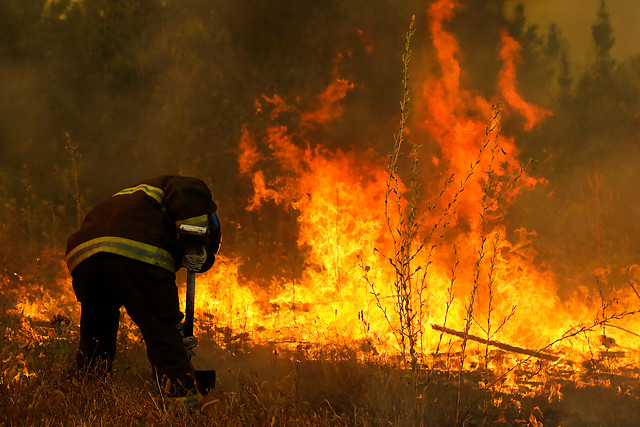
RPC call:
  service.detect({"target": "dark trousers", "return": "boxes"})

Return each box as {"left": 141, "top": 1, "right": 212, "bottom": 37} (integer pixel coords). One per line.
{"left": 71, "top": 253, "right": 195, "bottom": 395}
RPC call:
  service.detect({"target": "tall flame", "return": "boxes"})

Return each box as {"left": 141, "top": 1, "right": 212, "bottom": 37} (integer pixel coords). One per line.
{"left": 210, "top": 0, "right": 640, "bottom": 378}
{"left": 5, "top": 0, "right": 638, "bottom": 391}
{"left": 498, "top": 29, "right": 553, "bottom": 130}
{"left": 301, "top": 79, "right": 355, "bottom": 128}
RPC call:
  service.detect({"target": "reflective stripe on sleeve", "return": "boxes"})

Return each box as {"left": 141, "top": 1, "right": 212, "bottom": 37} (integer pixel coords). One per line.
{"left": 113, "top": 184, "right": 164, "bottom": 205}
{"left": 176, "top": 214, "right": 209, "bottom": 228}
{"left": 66, "top": 236, "right": 174, "bottom": 273}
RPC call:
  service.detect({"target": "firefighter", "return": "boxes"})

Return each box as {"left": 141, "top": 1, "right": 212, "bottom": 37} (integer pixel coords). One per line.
{"left": 66, "top": 176, "right": 221, "bottom": 401}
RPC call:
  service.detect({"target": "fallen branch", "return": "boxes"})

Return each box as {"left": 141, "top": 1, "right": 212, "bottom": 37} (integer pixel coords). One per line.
{"left": 431, "top": 323, "right": 559, "bottom": 362}
{"left": 606, "top": 323, "right": 640, "bottom": 339}
{"left": 628, "top": 280, "right": 640, "bottom": 302}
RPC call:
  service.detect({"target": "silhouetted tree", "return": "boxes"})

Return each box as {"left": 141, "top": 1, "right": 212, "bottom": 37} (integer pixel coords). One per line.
{"left": 592, "top": 0, "right": 616, "bottom": 66}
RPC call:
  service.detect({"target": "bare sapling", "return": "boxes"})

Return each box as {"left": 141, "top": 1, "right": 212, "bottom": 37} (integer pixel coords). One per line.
{"left": 20, "top": 165, "right": 33, "bottom": 245}
{"left": 365, "top": 14, "right": 419, "bottom": 370}
{"left": 364, "top": 17, "right": 503, "bottom": 375}
{"left": 455, "top": 104, "right": 524, "bottom": 423}
{"left": 455, "top": 106, "right": 503, "bottom": 424}
{"left": 64, "top": 132, "right": 83, "bottom": 229}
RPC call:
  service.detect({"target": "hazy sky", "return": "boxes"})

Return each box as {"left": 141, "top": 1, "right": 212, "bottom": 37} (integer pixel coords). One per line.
{"left": 506, "top": 0, "right": 639, "bottom": 66}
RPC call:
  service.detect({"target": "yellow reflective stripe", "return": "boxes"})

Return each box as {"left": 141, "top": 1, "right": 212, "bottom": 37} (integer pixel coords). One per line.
{"left": 66, "top": 236, "right": 174, "bottom": 273}
{"left": 113, "top": 184, "right": 164, "bottom": 205}
{"left": 176, "top": 214, "right": 209, "bottom": 228}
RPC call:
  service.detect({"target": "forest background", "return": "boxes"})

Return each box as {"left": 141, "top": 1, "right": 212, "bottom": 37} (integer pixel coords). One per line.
{"left": 1, "top": 0, "right": 639, "bottom": 294}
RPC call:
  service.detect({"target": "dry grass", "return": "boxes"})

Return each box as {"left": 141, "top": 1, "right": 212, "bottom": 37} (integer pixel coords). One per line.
{"left": 1, "top": 248, "right": 640, "bottom": 426}
{"left": 3, "top": 304, "right": 640, "bottom": 427}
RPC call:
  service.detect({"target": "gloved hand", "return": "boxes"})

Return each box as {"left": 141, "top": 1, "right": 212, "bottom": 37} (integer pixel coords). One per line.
{"left": 175, "top": 322, "right": 199, "bottom": 356}
{"left": 182, "top": 335, "right": 199, "bottom": 357}
{"left": 182, "top": 245, "right": 207, "bottom": 271}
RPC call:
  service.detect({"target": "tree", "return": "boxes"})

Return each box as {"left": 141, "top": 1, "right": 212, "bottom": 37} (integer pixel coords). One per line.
{"left": 592, "top": 0, "right": 616, "bottom": 65}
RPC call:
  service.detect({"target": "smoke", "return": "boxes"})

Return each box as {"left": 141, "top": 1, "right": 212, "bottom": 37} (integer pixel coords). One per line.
{"left": 0, "top": 0, "right": 639, "bottom": 291}
{"left": 505, "top": 0, "right": 640, "bottom": 69}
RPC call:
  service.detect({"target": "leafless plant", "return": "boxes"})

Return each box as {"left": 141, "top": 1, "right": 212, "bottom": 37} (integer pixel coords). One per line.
{"left": 364, "top": 16, "right": 506, "bottom": 379}
{"left": 64, "top": 132, "right": 83, "bottom": 229}
{"left": 20, "top": 165, "right": 33, "bottom": 244}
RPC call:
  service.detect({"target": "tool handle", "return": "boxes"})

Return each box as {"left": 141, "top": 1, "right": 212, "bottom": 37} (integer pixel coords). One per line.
{"left": 184, "top": 269, "right": 196, "bottom": 337}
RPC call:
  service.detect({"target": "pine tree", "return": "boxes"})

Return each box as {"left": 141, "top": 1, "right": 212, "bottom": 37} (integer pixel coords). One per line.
{"left": 592, "top": 0, "right": 616, "bottom": 63}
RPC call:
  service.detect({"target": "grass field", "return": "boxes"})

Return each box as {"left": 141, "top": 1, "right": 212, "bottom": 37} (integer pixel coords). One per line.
{"left": 2, "top": 249, "right": 640, "bottom": 426}
{"left": 3, "top": 308, "right": 640, "bottom": 425}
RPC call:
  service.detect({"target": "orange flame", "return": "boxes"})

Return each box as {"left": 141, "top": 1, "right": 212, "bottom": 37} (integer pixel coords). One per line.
{"left": 222, "top": 0, "right": 640, "bottom": 382}
{"left": 238, "top": 124, "right": 261, "bottom": 176}
{"left": 300, "top": 79, "right": 355, "bottom": 128}
{"left": 246, "top": 170, "right": 283, "bottom": 212}
{"left": 498, "top": 29, "right": 553, "bottom": 130}
{"left": 5, "top": 0, "right": 639, "bottom": 393}
{"left": 421, "top": 0, "right": 543, "bottom": 229}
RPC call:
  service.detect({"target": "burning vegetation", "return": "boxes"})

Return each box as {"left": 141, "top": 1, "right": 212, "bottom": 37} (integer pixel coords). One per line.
{"left": 2, "top": 0, "right": 640, "bottom": 425}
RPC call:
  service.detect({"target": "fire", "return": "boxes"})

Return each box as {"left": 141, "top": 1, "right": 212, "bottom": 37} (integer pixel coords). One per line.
{"left": 3, "top": 0, "right": 638, "bottom": 399}
{"left": 498, "top": 29, "right": 553, "bottom": 130}
{"left": 238, "top": 124, "right": 261, "bottom": 176}
{"left": 234, "top": 117, "right": 395, "bottom": 349}
{"left": 300, "top": 79, "right": 355, "bottom": 128}
{"left": 195, "top": 0, "right": 640, "bottom": 385}
{"left": 420, "top": 0, "right": 544, "bottom": 229}
{"left": 4, "top": 252, "right": 78, "bottom": 324}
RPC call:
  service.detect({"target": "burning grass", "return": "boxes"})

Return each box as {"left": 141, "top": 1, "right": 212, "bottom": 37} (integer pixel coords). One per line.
{"left": 3, "top": 1, "right": 640, "bottom": 425}
{"left": 2, "top": 250, "right": 640, "bottom": 426}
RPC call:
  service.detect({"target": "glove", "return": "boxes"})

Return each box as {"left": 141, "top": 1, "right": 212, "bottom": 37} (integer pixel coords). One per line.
{"left": 183, "top": 335, "right": 199, "bottom": 357}
{"left": 182, "top": 245, "right": 207, "bottom": 271}
{"left": 175, "top": 322, "right": 199, "bottom": 356}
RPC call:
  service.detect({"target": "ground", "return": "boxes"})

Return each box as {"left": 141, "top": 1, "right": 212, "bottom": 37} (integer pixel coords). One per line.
{"left": 1, "top": 250, "right": 640, "bottom": 425}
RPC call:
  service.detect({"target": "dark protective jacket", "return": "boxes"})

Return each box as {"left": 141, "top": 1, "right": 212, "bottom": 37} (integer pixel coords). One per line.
{"left": 66, "top": 176, "right": 221, "bottom": 275}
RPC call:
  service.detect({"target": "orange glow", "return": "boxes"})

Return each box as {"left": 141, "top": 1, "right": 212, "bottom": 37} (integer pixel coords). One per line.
{"left": 421, "top": 0, "right": 542, "bottom": 229}
{"left": 301, "top": 79, "right": 355, "bottom": 128}
{"left": 427, "top": 0, "right": 463, "bottom": 104}
{"left": 238, "top": 124, "right": 261, "bottom": 176}
{"left": 498, "top": 29, "right": 553, "bottom": 130}
{"left": 355, "top": 28, "right": 375, "bottom": 54}
{"left": 262, "top": 93, "right": 294, "bottom": 120}
{"left": 223, "top": 0, "right": 640, "bottom": 386}
{"left": 246, "top": 170, "right": 283, "bottom": 212}
{"left": 5, "top": 0, "right": 639, "bottom": 397}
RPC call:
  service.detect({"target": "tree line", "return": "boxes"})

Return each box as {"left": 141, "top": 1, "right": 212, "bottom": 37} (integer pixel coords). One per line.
{"left": 0, "top": 0, "right": 637, "bottom": 288}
